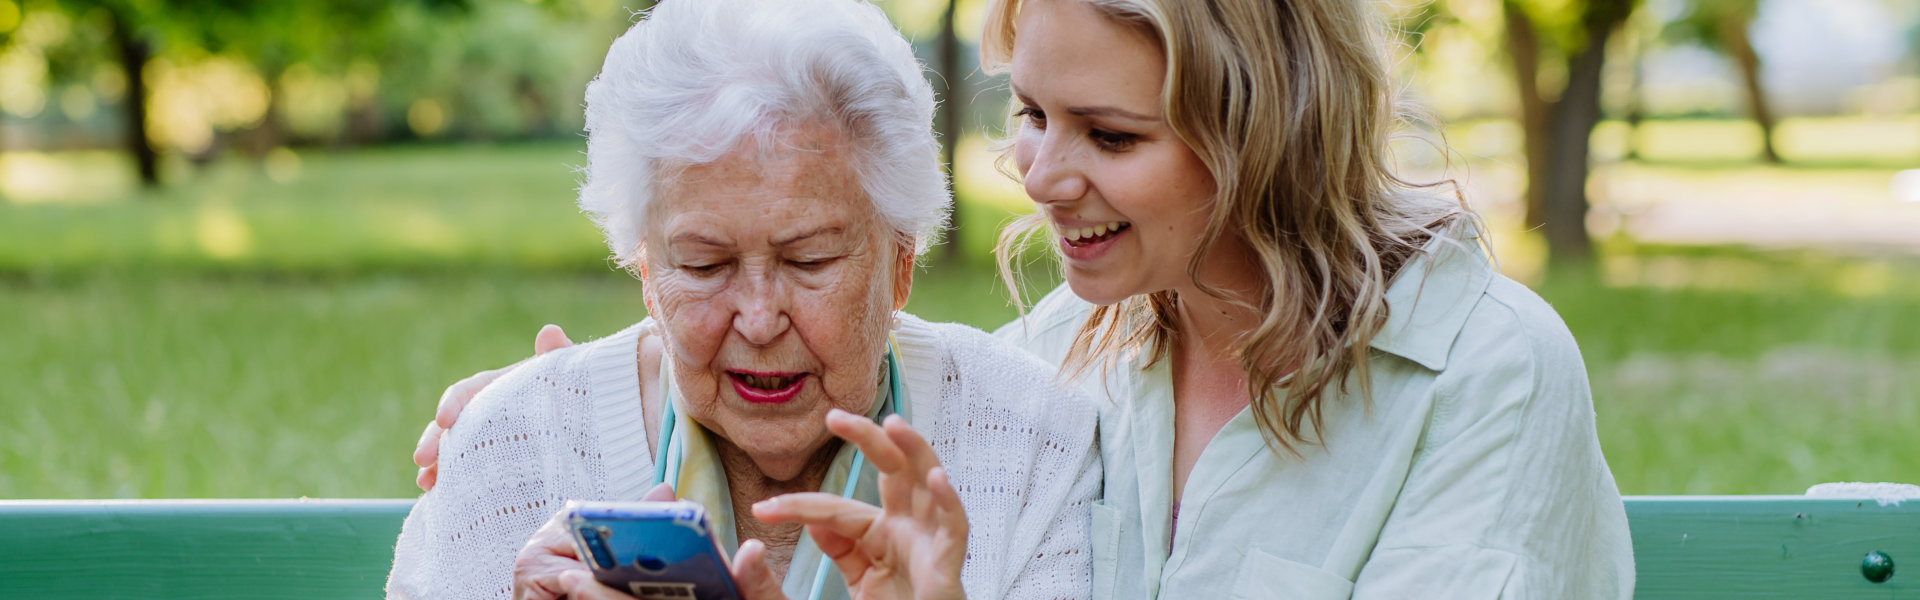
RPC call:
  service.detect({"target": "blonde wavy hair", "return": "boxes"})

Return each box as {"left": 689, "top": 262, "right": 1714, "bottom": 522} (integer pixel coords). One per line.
{"left": 984, "top": 0, "right": 1472, "bottom": 452}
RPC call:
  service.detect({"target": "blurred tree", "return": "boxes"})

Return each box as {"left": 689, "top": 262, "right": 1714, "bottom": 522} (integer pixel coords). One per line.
{"left": 1503, "top": 0, "right": 1639, "bottom": 263}
{"left": 28, "top": 0, "right": 469, "bottom": 187}
{"left": 95, "top": 1, "right": 160, "bottom": 186}
{"left": 1663, "top": 0, "right": 1777, "bottom": 163}
{"left": 936, "top": 0, "right": 964, "bottom": 261}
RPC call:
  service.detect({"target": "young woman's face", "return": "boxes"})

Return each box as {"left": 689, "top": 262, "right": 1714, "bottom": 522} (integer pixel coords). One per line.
{"left": 1009, "top": 0, "right": 1218, "bottom": 306}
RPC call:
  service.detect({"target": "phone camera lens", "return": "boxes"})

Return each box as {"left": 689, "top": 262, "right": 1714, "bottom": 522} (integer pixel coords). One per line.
{"left": 578, "top": 526, "right": 616, "bottom": 570}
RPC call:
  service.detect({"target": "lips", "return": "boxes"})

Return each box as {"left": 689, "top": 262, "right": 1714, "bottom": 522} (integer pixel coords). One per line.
{"left": 727, "top": 370, "right": 807, "bottom": 404}
{"left": 1055, "top": 219, "right": 1131, "bottom": 262}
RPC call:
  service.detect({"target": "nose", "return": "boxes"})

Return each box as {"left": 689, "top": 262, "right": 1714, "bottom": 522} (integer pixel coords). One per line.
{"left": 1020, "top": 128, "right": 1089, "bottom": 207}
{"left": 730, "top": 269, "right": 791, "bottom": 346}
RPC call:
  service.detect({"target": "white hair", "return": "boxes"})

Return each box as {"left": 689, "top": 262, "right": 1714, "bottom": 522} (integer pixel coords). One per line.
{"left": 578, "top": 0, "right": 951, "bottom": 265}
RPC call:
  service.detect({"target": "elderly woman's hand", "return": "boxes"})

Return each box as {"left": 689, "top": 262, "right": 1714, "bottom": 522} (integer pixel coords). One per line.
{"left": 511, "top": 482, "right": 670, "bottom": 600}
{"left": 751, "top": 410, "right": 969, "bottom": 600}
{"left": 415, "top": 324, "right": 574, "bottom": 491}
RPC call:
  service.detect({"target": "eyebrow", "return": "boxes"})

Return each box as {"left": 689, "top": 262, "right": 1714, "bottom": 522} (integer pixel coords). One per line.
{"left": 1011, "top": 85, "right": 1162, "bottom": 124}
{"left": 773, "top": 225, "right": 843, "bottom": 246}
{"left": 670, "top": 232, "right": 729, "bottom": 248}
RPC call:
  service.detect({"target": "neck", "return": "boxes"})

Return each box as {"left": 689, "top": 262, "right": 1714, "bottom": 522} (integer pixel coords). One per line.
{"left": 1171, "top": 237, "right": 1268, "bottom": 364}
{"left": 714, "top": 436, "right": 843, "bottom": 580}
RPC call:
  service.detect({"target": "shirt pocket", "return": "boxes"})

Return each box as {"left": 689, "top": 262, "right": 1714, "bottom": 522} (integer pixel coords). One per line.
{"left": 1089, "top": 500, "right": 1122, "bottom": 599}
{"left": 1231, "top": 547, "right": 1354, "bottom": 600}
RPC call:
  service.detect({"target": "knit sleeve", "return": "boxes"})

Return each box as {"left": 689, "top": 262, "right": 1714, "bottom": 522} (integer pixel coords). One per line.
{"left": 386, "top": 344, "right": 618, "bottom": 600}
{"left": 1002, "top": 433, "right": 1100, "bottom": 600}
{"left": 912, "top": 318, "right": 1099, "bottom": 600}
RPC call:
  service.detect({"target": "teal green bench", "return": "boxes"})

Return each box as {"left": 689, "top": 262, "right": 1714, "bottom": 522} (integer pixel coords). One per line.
{"left": 1, "top": 496, "right": 1913, "bottom": 598}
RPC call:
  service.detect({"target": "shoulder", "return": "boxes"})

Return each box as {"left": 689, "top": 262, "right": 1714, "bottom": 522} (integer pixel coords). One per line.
{"left": 1418, "top": 274, "right": 1593, "bottom": 447}
{"left": 452, "top": 323, "right": 647, "bottom": 442}
{"left": 1444, "top": 274, "right": 1586, "bottom": 387}
{"left": 898, "top": 312, "right": 1095, "bottom": 426}
{"left": 991, "top": 283, "right": 1092, "bottom": 367}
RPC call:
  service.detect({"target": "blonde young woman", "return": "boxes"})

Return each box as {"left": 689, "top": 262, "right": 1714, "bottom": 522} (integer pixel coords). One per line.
{"left": 419, "top": 0, "right": 1635, "bottom": 597}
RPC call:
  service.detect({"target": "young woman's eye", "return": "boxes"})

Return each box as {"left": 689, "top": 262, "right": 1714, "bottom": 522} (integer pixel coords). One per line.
{"left": 1090, "top": 129, "right": 1138, "bottom": 151}
{"left": 1014, "top": 106, "right": 1047, "bottom": 128}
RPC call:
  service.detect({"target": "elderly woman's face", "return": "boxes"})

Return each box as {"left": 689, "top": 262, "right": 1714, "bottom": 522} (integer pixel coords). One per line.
{"left": 640, "top": 123, "right": 913, "bottom": 480}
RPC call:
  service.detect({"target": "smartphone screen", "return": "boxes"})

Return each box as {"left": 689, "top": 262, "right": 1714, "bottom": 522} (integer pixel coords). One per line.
{"left": 566, "top": 501, "right": 745, "bottom": 600}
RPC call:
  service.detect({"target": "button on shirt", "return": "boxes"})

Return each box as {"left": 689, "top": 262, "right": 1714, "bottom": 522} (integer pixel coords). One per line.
{"left": 995, "top": 236, "right": 1635, "bottom": 599}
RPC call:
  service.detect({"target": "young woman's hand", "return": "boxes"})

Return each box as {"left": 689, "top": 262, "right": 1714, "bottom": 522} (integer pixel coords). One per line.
{"left": 751, "top": 410, "right": 969, "bottom": 600}
{"left": 414, "top": 324, "right": 574, "bottom": 491}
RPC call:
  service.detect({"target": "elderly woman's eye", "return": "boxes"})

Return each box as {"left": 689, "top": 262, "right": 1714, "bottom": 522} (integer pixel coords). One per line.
{"left": 683, "top": 263, "right": 724, "bottom": 274}
{"left": 790, "top": 258, "right": 837, "bottom": 271}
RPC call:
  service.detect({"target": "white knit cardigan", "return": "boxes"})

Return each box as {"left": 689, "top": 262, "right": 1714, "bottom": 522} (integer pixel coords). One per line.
{"left": 387, "top": 314, "right": 1100, "bottom": 600}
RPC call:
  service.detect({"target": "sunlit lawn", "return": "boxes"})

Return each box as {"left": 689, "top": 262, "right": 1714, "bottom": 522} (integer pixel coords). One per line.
{"left": 2, "top": 126, "right": 1917, "bottom": 498}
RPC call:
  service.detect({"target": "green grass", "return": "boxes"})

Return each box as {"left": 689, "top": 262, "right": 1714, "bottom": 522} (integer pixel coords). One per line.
{"left": 2, "top": 137, "right": 1917, "bottom": 499}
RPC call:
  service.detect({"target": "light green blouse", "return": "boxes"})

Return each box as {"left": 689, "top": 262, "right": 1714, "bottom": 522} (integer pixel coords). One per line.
{"left": 995, "top": 236, "right": 1635, "bottom": 599}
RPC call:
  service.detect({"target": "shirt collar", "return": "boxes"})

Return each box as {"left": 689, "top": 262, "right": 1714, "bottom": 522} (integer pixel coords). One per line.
{"left": 1366, "top": 229, "right": 1496, "bottom": 371}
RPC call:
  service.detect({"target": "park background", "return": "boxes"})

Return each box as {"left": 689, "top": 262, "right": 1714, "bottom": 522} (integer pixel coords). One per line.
{"left": 0, "top": 0, "right": 1916, "bottom": 499}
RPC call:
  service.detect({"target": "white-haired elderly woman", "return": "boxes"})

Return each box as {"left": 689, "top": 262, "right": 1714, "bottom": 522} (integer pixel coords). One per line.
{"left": 384, "top": 1, "right": 1099, "bottom": 599}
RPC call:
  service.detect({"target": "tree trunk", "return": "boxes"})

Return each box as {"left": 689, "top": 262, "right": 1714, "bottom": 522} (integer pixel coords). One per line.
{"left": 108, "top": 9, "right": 159, "bottom": 187}
{"left": 1623, "top": 18, "right": 1646, "bottom": 162}
{"left": 1502, "top": 0, "right": 1550, "bottom": 231}
{"left": 936, "top": 0, "right": 964, "bottom": 262}
{"left": 1720, "top": 7, "right": 1779, "bottom": 164}
{"left": 1541, "top": 4, "right": 1631, "bottom": 264}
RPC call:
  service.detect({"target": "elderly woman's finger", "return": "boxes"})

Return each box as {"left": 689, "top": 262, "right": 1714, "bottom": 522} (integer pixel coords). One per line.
{"left": 751, "top": 493, "right": 880, "bottom": 538}
{"left": 824, "top": 409, "right": 909, "bottom": 474}
{"left": 927, "top": 467, "right": 969, "bottom": 538}
{"left": 882, "top": 414, "right": 942, "bottom": 478}
{"left": 730, "top": 539, "right": 792, "bottom": 600}
{"left": 413, "top": 422, "right": 444, "bottom": 468}
{"left": 512, "top": 509, "right": 587, "bottom": 600}
{"left": 558, "top": 569, "right": 632, "bottom": 600}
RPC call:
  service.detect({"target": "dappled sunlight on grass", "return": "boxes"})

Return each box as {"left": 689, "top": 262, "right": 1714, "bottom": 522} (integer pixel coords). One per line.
{"left": 0, "top": 151, "right": 132, "bottom": 204}
{"left": 194, "top": 201, "right": 254, "bottom": 260}
{"left": 3, "top": 139, "right": 1917, "bottom": 497}
{"left": 1596, "top": 346, "right": 1920, "bottom": 494}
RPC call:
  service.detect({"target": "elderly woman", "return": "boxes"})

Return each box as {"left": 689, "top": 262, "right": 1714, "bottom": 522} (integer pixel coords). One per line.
{"left": 384, "top": 1, "right": 1099, "bottom": 599}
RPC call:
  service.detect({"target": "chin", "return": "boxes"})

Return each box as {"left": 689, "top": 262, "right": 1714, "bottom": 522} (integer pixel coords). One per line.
{"left": 1063, "top": 272, "right": 1133, "bottom": 307}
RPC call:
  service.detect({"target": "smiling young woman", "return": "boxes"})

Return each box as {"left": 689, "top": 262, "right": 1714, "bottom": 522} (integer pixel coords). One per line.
{"left": 986, "top": 0, "right": 1636, "bottom": 597}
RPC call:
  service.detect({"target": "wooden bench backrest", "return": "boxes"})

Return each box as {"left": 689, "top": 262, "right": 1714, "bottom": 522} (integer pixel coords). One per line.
{"left": 1, "top": 496, "right": 1913, "bottom": 598}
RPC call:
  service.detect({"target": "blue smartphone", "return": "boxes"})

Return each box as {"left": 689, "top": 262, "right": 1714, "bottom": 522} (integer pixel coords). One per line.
{"left": 565, "top": 501, "right": 745, "bottom": 600}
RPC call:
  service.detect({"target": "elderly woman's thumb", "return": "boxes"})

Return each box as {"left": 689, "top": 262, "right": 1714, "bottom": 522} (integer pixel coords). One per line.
{"left": 730, "top": 539, "right": 792, "bottom": 600}
{"left": 558, "top": 570, "right": 629, "bottom": 600}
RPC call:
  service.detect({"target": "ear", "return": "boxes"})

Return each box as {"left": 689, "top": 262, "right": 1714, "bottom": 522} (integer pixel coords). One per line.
{"left": 890, "top": 240, "right": 915, "bottom": 312}
{"left": 635, "top": 242, "right": 659, "bottom": 317}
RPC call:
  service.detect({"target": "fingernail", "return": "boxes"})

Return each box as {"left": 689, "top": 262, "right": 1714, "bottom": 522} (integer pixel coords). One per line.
{"left": 560, "top": 569, "right": 592, "bottom": 588}
{"left": 753, "top": 497, "right": 780, "bottom": 511}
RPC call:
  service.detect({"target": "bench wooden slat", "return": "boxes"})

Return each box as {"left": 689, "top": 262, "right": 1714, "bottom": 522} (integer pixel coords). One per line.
{"left": 1, "top": 496, "right": 1913, "bottom": 598}
{"left": 0, "top": 499, "right": 413, "bottom": 598}
{"left": 1626, "top": 495, "right": 1916, "bottom": 599}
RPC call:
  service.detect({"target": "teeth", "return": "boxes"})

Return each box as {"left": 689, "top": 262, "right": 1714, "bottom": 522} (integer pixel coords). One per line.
{"left": 740, "top": 373, "right": 797, "bottom": 390}
{"left": 1062, "top": 221, "right": 1129, "bottom": 241}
